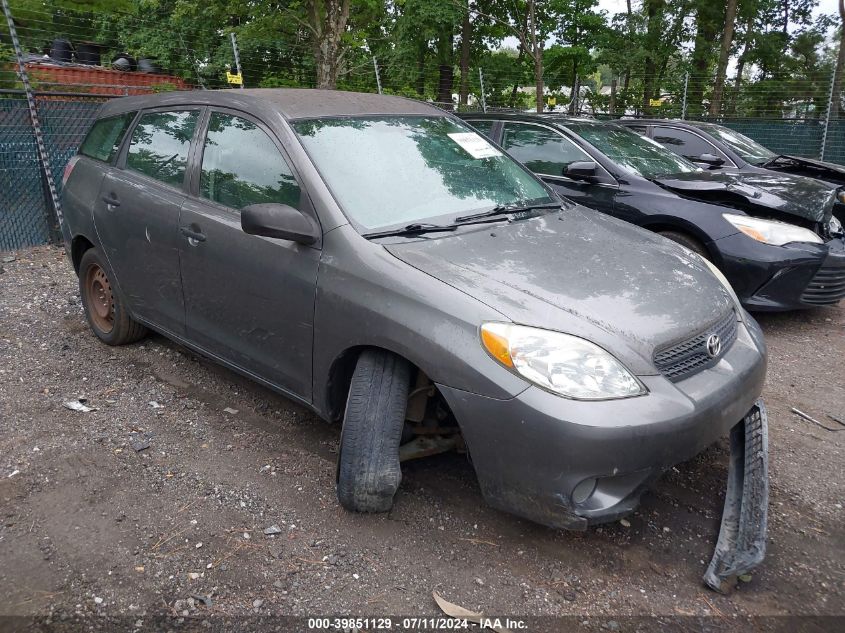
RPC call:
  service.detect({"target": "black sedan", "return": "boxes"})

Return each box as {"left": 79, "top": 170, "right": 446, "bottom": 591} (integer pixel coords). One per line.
{"left": 619, "top": 118, "right": 845, "bottom": 191}
{"left": 460, "top": 113, "right": 845, "bottom": 311}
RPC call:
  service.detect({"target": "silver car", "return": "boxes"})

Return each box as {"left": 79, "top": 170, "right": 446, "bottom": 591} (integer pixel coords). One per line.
{"left": 60, "top": 89, "right": 768, "bottom": 591}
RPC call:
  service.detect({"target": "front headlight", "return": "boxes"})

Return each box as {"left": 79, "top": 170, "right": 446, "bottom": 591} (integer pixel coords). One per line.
{"left": 480, "top": 323, "right": 646, "bottom": 400}
{"left": 723, "top": 213, "right": 823, "bottom": 245}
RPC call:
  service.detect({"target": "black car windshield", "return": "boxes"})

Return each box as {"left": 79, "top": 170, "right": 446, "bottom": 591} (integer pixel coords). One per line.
{"left": 293, "top": 116, "right": 553, "bottom": 231}
{"left": 566, "top": 122, "right": 699, "bottom": 179}
{"left": 693, "top": 123, "right": 777, "bottom": 165}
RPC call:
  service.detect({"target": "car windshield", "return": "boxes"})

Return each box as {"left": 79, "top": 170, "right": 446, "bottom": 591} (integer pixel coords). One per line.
{"left": 566, "top": 122, "right": 700, "bottom": 179}
{"left": 293, "top": 116, "right": 553, "bottom": 231}
{"left": 694, "top": 124, "right": 777, "bottom": 165}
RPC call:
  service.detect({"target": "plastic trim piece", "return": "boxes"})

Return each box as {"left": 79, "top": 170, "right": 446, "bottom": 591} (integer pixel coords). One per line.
{"left": 704, "top": 399, "right": 769, "bottom": 593}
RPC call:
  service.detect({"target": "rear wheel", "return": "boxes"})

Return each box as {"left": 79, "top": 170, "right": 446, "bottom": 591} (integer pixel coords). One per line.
{"left": 659, "top": 230, "right": 710, "bottom": 259}
{"left": 337, "top": 349, "right": 411, "bottom": 513}
{"left": 79, "top": 248, "right": 147, "bottom": 345}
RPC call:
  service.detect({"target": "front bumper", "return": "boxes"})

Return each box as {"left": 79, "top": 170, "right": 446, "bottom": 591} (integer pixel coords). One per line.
{"left": 712, "top": 233, "right": 845, "bottom": 311}
{"left": 437, "top": 315, "right": 767, "bottom": 530}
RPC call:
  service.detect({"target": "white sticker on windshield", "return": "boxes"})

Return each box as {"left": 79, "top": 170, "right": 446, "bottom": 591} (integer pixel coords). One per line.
{"left": 448, "top": 132, "right": 502, "bottom": 159}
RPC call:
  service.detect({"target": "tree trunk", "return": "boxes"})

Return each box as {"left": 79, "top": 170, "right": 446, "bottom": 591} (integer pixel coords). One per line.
{"left": 416, "top": 41, "right": 426, "bottom": 96}
{"left": 309, "top": 0, "right": 351, "bottom": 90}
{"left": 609, "top": 76, "right": 617, "bottom": 115}
{"left": 687, "top": 2, "right": 719, "bottom": 117}
{"left": 436, "top": 32, "right": 454, "bottom": 108}
{"left": 709, "top": 0, "right": 738, "bottom": 116}
{"left": 569, "top": 58, "right": 578, "bottom": 114}
{"left": 459, "top": 6, "right": 471, "bottom": 107}
{"left": 831, "top": 0, "right": 845, "bottom": 119}
{"left": 729, "top": 16, "right": 753, "bottom": 114}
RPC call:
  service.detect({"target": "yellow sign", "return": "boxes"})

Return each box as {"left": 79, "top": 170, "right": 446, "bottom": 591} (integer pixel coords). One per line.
{"left": 226, "top": 71, "right": 243, "bottom": 85}
{"left": 547, "top": 96, "right": 557, "bottom": 107}
{"left": 649, "top": 98, "right": 662, "bottom": 107}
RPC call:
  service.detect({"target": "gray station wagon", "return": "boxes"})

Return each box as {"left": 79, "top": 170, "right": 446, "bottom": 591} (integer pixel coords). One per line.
{"left": 61, "top": 89, "right": 768, "bottom": 591}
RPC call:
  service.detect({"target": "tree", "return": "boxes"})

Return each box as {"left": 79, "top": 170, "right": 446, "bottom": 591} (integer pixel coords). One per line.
{"left": 306, "top": 0, "right": 351, "bottom": 89}
{"left": 549, "top": 0, "right": 606, "bottom": 114}
{"left": 710, "top": 0, "right": 739, "bottom": 115}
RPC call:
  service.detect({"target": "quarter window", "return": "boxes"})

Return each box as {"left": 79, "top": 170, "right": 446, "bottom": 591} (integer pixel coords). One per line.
{"left": 200, "top": 112, "right": 300, "bottom": 210}
{"left": 468, "top": 119, "right": 496, "bottom": 138}
{"left": 126, "top": 110, "right": 199, "bottom": 187}
{"left": 502, "top": 123, "right": 591, "bottom": 176}
{"left": 79, "top": 112, "right": 135, "bottom": 162}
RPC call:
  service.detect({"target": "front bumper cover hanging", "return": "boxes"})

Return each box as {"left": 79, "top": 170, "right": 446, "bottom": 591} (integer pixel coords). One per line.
{"left": 704, "top": 400, "right": 769, "bottom": 593}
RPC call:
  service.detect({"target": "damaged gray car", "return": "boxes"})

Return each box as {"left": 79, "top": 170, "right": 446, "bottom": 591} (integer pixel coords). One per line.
{"left": 61, "top": 89, "right": 768, "bottom": 592}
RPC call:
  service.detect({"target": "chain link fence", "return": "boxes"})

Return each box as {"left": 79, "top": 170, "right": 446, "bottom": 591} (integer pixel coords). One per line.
{"left": 0, "top": 90, "right": 110, "bottom": 251}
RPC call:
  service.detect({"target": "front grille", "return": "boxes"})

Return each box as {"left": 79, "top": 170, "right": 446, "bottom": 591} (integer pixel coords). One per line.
{"left": 801, "top": 265, "right": 845, "bottom": 305}
{"left": 653, "top": 310, "right": 738, "bottom": 382}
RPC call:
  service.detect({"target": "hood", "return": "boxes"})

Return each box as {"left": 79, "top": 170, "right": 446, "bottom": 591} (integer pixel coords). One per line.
{"left": 765, "top": 155, "right": 845, "bottom": 187}
{"left": 385, "top": 205, "right": 733, "bottom": 375}
{"left": 655, "top": 169, "right": 836, "bottom": 224}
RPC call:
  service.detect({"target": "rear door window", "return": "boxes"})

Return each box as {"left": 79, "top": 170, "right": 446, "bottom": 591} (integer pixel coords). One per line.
{"left": 199, "top": 112, "right": 301, "bottom": 210}
{"left": 126, "top": 110, "right": 199, "bottom": 188}
{"left": 652, "top": 127, "right": 718, "bottom": 160}
{"left": 79, "top": 112, "right": 135, "bottom": 162}
{"left": 502, "top": 122, "right": 592, "bottom": 176}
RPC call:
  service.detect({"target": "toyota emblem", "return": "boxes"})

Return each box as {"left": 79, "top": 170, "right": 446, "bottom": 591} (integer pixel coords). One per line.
{"left": 706, "top": 334, "right": 722, "bottom": 358}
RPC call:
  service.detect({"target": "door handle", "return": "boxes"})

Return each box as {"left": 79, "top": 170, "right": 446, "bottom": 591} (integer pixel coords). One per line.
{"left": 180, "top": 226, "right": 207, "bottom": 243}
{"left": 101, "top": 194, "right": 120, "bottom": 208}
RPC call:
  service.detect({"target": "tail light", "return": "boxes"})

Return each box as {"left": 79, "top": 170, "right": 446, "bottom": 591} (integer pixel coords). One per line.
{"left": 62, "top": 156, "right": 80, "bottom": 187}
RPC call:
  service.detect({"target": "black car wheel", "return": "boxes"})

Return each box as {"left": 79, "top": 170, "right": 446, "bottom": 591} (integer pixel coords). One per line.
{"left": 79, "top": 248, "right": 148, "bottom": 345}
{"left": 659, "top": 230, "right": 710, "bottom": 260}
{"left": 337, "top": 349, "right": 411, "bottom": 513}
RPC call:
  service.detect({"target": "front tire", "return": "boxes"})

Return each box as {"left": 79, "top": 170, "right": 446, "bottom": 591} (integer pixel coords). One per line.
{"left": 79, "top": 248, "right": 147, "bottom": 346}
{"left": 337, "top": 349, "right": 411, "bottom": 513}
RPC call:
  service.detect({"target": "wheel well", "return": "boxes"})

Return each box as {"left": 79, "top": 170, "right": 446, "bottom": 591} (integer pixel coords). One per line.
{"left": 641, "top": 222, "right": 712, "bottom": 258}
{"left": 325, "top": 346, "right": 455, "bottom": 426}
{"left": 71, "top": 235, "right": 94, "bottom": 273}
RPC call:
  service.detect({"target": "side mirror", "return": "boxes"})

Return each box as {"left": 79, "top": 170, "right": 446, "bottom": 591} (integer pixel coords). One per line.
{"left": 563, "top": 161, "right": 598, "bottom": 181}
{"left": 692, "top": 153, "right": 725, "bottom": 167}
{"left": 241, "top": 203, "right": 319, "bottom": 245}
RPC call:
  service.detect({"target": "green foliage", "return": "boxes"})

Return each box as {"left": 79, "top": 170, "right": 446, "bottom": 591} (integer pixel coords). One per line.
{"left": 2, "top": 0, "right": 839, "bottom": 118}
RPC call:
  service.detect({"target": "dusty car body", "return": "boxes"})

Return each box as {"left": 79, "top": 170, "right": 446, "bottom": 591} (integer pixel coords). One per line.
{"left": 462, "top": 113, "right": 845, "bottom": 311}
{"left": 61, "top": 90, "right": 768, "bottom": 590}
{"left": 620, "top": 118, "right": 845, "bottom": 193}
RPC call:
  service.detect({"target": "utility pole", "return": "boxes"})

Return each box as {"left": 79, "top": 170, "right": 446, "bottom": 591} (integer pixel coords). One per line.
{"left": 681, "top": 72, "right": 689, "bottom": 120}
{"left": 478, "top": 68, "right": 486, "bottom": 113}
{"left": 230, "top": 32, "right": 244, "bottom": 89}
{"left": 372, "top": 56, "right": 382, "bottom": 94}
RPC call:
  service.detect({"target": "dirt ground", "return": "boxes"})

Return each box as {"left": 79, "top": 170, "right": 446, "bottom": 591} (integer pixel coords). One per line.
{"left": 0, "top": 245, "right": 843, "bottom": 631}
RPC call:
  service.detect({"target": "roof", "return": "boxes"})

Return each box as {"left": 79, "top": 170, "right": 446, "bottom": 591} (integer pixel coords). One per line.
{"left": 459, "top": 111, "right": 617, "bottom": 128}
{"left": 96, "top": 88, "right": 444, "bottom": 120}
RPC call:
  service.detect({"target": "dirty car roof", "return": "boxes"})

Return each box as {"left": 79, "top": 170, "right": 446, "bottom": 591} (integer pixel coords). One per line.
{"left": 96, "top": 88, "right": 443, "bottom": 120}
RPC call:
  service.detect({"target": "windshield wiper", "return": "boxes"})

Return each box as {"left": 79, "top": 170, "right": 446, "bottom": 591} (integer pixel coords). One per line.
{"left": 362, "top": 222, "right": 458, "bottom": 239}
{"left": 454, "top": 201, "right": 561, "bottom": 224}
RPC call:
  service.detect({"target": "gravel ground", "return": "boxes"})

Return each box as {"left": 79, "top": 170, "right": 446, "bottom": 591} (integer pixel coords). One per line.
{"left": 0, "top": 245, "right": 843, "bottom": 630}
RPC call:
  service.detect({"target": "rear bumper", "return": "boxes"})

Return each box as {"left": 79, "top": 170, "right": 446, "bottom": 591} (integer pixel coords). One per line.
{"left": 437, "top": 316, "right": 767, "bottom": 530}
{"left": 712, "top": 233, "right": 845, "bottom": 311}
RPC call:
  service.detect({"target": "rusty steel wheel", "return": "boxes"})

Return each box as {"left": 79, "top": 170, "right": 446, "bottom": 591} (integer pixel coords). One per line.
{"left": 84, "top": 263, "right": 115, "bottom": 334}
{"left": 78, "top": 248, "right": 147, "bottom": 345}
